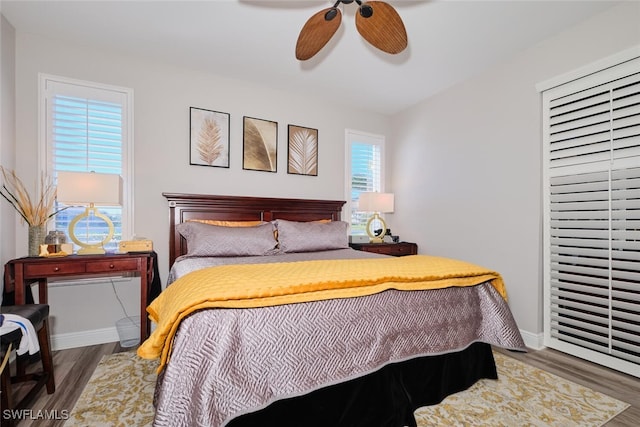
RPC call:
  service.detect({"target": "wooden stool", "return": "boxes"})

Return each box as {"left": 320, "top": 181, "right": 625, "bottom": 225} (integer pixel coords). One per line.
{"left": 0, "top": 304, "right": 55, "bottom": 416}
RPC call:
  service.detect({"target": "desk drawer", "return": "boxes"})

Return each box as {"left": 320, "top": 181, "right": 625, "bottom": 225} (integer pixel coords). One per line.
{"left": 361, "top": 245, "right": 388, "bottom": 254}
{"left": 86, "top": 259, "right": 140, "bottom": 273}
{"left": 385, "top": 244, "right": 416, "bottom": 256}
{"left": 25, "top": 262, "right": 86, "bottom": 277}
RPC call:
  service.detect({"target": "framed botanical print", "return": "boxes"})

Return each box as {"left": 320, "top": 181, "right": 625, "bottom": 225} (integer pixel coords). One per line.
{"left": 243, "top": 116, "right": 278, "bottom": 172}
{"left": 190, "top": 107, "right": 230, "bottom": 168}
{"left": 287, "top": 125, "right": 318, "bottom": 176}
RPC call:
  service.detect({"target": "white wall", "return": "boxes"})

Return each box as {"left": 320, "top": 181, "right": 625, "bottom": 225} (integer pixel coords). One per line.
{"left": 389, "top": 2, "right": 640, "bottom": 347}
{"left": 12, "top": 32, "right": 389, "bottom": 347}
{"left": 0, "top": 14, "right": 17, "bottom": 299}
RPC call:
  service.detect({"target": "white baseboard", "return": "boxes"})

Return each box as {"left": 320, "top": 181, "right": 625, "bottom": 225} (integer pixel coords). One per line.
{"left": 52, "top": 327, "right": 120, "bottom": 351}
{"left": 519, "top": 329, "right": 544, "bottom": 350}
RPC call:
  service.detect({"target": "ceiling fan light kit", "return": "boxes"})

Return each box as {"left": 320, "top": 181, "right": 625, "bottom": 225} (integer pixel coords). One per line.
{"left": 296, "top": 0, "right": 407, "bottom": 61}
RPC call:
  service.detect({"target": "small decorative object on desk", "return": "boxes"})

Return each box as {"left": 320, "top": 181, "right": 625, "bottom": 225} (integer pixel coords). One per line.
{"left": 41, "top": 230, "right": 71, "bottom": 256}
{"left": 0, "top": 166, "right": 68, "bottom": 256}
{"left": 45, "top": 230, "right": 66, "bottom": 249}
{"left": 119, "top": 239, "right": 153, "bottom": 253}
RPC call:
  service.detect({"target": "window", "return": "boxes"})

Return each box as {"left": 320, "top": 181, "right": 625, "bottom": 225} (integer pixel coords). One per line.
{"left": 541, "top": 53, "right": 640, "bottom": 376}
{"left": 345, "top": 130, "right": 385, "bottom": 235}
{"left": 40, "top": 75, "right": 133, "bottom": 252}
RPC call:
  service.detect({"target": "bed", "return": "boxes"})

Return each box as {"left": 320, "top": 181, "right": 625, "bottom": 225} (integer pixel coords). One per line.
{"left": 139, "top": 193, "right": 526, "bottom": 427}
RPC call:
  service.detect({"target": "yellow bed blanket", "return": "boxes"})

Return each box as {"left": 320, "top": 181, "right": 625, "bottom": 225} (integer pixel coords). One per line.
{"left": 137, "top": 255, "right": 506, "bottom": 369}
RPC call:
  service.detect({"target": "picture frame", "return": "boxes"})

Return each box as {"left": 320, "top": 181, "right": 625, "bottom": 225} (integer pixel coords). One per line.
{"left": 190, "top": 107, "right": 230, "bottom": 168}
{"left": 287, "top": 125, "right": 318, "bottom": 176}
{"left": 243, "top": 116, "right": 278, "bottom": 173}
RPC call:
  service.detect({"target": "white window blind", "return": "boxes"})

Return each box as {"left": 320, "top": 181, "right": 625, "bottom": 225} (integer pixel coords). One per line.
{"left": 543, "top": 55, "right": 640, "bottom": 377}
{"left": 41, "top": 75, "right": 133, "bottom": 252}
{"left": 346, "top": 130, "right": 384, "bottom": 235}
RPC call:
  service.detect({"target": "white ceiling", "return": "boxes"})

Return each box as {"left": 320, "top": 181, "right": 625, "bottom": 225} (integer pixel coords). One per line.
{"left": 1, "top": 0, "right": 621, "bottom": 115}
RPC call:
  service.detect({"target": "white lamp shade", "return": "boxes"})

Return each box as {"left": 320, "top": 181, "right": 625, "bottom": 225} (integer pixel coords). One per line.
{"left": 358, "top": 192, "right": 394, "bottom": 213}
{"left": 57, "top": 171, "right": 123, "bottom": 206}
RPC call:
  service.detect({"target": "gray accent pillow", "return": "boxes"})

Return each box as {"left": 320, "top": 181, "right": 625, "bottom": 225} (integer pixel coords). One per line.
{"left": 274, "top": 219, "right": 349, "bottom": 253}
{"left": 176, "top": 221, "right": 278, "bottom": 257}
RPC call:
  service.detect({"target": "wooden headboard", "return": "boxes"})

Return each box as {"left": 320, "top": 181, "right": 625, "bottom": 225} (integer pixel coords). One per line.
{"left": 163, "top": 193, "right": 346, "bottom": 266}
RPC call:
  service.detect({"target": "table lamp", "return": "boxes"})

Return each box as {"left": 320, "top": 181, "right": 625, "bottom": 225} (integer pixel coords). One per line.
{"left": 358, "top": 192, "right": 394, "bottom": 243}
{"left": 56, "top": 171, "right": 123, "bottom": 255}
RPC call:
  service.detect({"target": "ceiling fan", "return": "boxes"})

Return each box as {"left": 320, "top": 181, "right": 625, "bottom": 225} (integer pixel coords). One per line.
{"left": 296, "top": 0, "right": 408, "bottom": 61}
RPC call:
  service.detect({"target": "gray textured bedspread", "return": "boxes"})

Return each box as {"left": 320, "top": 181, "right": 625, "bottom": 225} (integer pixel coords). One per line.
{"left": 167, "top": 248, "right": 386, "bottom": 283}
{"left": 153, "top": 250, "right": 525, "bottom": 427}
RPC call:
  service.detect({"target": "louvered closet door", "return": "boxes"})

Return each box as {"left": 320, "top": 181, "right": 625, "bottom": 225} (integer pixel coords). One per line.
{"left": 543, "top": 56, "right": 640, "bottom": 377}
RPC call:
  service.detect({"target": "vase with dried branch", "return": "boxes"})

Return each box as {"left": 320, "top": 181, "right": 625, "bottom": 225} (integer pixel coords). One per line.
{"left": 0, "top": 166, "right": 67, "bottom": 256}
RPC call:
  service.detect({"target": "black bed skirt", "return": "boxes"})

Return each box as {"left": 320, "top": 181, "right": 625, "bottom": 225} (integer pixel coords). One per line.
{"left": 228, "top": 342, "right": 497, "bottom": 427}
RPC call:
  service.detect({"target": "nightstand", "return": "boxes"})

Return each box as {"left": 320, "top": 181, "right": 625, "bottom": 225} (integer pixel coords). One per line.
{"left": 349, "top": 242, "right": 418, "bottom": 257}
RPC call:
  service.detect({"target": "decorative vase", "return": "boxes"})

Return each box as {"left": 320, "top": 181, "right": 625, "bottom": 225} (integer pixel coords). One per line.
{"left": 28, "top": 224, "right": 46, "bottom": 257}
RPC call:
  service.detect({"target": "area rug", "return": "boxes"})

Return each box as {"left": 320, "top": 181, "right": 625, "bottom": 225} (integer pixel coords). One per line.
{"left": 65, "top": 351, "right": 157, "bottom": 426}
{"left": 414, "top": 352, "right": 629, "bottom": 426}
{"left": 66, "top": 350, "right": 629, "bottom": 427}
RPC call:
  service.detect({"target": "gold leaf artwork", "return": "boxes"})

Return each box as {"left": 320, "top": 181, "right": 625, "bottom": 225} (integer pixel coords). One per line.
{"left": 288, "top": 128, "right": 318, "bottom": 175}
{"left": 243, "top": 118, "right": 277, "bottom": 172}
{"left": 197, "top": 118, "right": 223, "bottom": 165}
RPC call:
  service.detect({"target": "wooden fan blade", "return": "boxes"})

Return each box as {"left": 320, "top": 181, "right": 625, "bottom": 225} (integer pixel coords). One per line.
{"left": 355, "top": 1, "right": 407, "bottom": 54}
{"left": 296, "top": 7, "right": 342, "bottom": 61}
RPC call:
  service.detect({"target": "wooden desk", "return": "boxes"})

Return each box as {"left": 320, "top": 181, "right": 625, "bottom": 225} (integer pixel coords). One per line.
{"left": 4, "top": 253, "right": 154, "bottom": 343}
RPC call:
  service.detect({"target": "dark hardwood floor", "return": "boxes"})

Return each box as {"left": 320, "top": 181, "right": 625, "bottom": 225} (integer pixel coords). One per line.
{"left": 5, "top": 344, "right": 640, "bottom": 426}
